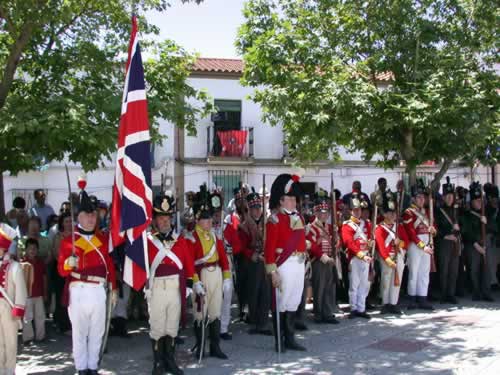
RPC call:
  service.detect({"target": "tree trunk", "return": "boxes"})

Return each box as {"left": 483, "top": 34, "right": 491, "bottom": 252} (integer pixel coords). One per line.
{"left": 430, "top": 158, "right": 452, "bottom": 193}
{"left": 401, "top": 128, "right": 417, "bottom": 186}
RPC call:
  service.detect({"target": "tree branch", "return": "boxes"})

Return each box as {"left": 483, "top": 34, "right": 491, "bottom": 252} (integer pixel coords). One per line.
{"left": 431, "top": 158, "right": 453, "bottom": 192}
{"left": 0, "top": 21, "right": 35, "bottom": 109}
{"left": 0, "top": 5, "right": 16, "bottom": 35}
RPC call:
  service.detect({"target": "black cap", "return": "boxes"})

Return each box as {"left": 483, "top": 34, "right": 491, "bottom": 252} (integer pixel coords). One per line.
{"left": 382, "top": 190, "right": 397, "bottom": 213}
{"left": 469, "top": 181, "right": 482, "bottom": 201}
{"left": 269, "top": 174, "right": 302, "bottom": 210}
{"left": 153, "top": 192, "right": 176, "bottom": 217}
{"left": 193, "top": 184, "right": 213, "bottom": 220}
{"left": 442, "top": 176, "right": 454, "bottom": 196}
{"left": 411, "top": 179, "right": 427, "bottom": 197}
{"left": 78, "top": 190, "right": 98, "bottom": 214}
{"left": 350, "top": 192, "right": 369, "bottom": 209}
{"left": 484, "top": 183, "right": 499, "bottom": 199}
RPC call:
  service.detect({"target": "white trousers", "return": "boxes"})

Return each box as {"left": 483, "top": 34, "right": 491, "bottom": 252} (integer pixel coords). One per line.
{"left": 407, "top": 243, "right": 430, "bottom": 297}
{"left": 349, "top": 257, "right": 371, "bottom": 313}
{"left": 23, "top": 296, "right": 46, "bottom": 342}
{"left": 193, "top": 266, "right": 223, "bottom": 322}
{"left": 148, "top": 276, "right": 181, "bottom": 340}
{"left": 112, "top": 283, "right": 130, "bottom": 319}
{"left": 379, "top": 253, "right": 405, "bottom": 305}
{"left": 68, "top": 283, "right": 106, "bottom": 371}
{"left": 0, "top": 300, "right": 19, "bottom": 375}
{"left": 277, "top": 255, "right": 305, "bottom": 312}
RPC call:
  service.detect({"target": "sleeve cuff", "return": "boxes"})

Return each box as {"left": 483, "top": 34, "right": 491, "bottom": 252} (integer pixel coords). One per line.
{"left": 265, "top": 263, "right": 277, "bottom": 274}
{"left": 399, "top": 241, "right": 405, "bottom": 249}
{"left": 193, "top": 274, "right": 200, "bottom": 283}
{"left": 356, "top": 252, "right": 365, "bottom": 259}
{"left": 306, "top": 240, "right": 312, "bottom": 250}
{"left": 384, "top": 257, "right": 396, "bottom": 267}
{"left": 417, "top": 241, "right": 425, "bottom": 249}
{"left": 223, "top": 271, "right": 232, "bottom": 280}
{"left": 12, "top": 305, "right": 25, "bottom": 318}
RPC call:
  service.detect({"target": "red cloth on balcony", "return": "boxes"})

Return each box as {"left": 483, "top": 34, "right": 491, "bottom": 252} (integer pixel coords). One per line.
{"left": 217, "top": 130, "right": 248, "bottom": 157}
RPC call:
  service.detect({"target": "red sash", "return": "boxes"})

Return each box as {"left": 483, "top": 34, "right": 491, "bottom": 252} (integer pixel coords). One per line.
{"left": 276, "top": 229, "right": 304, "bottom": 268}
{"left": 154, "top": 264, "right": 187, "bottom": 328}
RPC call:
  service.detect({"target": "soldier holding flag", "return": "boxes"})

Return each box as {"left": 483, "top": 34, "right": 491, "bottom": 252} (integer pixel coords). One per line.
{"left": 58, "top": 180, "right": 117, "bottom": 375}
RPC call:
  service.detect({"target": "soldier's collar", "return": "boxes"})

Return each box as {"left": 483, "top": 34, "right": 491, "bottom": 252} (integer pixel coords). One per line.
{"left": 77, "top": 225, "right": 95, "bottom": 236}
{"left": 350, "top": 216, "right": 360, "bottom": 224}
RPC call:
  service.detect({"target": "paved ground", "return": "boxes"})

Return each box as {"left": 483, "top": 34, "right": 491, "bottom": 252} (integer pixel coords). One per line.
{"left": 17, "top": 293, "right": 500, "bottom": 375}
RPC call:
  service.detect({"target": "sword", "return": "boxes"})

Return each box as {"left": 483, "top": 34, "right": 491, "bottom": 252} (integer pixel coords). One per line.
{"left": 275, "top": 287, "right": 281, "bottom": 363}
{"left": 198, "top": 296, "right": 206, "bottom": 365}
{"left": 99, "top": 281, "right": 113, "bottom": 365}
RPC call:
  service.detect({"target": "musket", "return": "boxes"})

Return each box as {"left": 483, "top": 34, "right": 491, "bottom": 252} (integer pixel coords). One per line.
{"left": 64, "top": 164, "right": 76, "bottom": 257}
{"left": 428, "top": 186, "right": 437, "bottom": 273}
{"left": 393, "top": 189, "right": 403, "bottom": 287}
{"left": 368, "top": 186, "right": 378, "bottom": 282}
{"left": 480, "top": 185, "right": 487, "bottom": 264}
{"left": 452, "top": 181, "right": 462, "bottom": 257}
{"left": 330, "top": 174, "right": 342, "bottom": 281}
{"left": 262, "top": 174, "right": 267, "bottom": 242}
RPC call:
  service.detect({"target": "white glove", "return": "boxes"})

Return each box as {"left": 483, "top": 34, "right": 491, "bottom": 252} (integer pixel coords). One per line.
{"left": 111, "top": 290, "right": 118, "bottom": 309}
{"left": 320, "top": 254, "right": 331, "bottom": 264}
{"left": 186, "top": 288, "right": 193, "bottom": 298}
{"left": 223, "top": 278, "right": 232, "bottom": 294}
{"left": 480, "top": 216, "right": 487, "bottom": 225}
{"left": 193, "top": 281, "right": 205, "bottom": 296}
{"left": 473, "top": 242, "right": 486, "bottom": 255}
{"left": 423, "top": 246, "right": 434, "bottom": 255}
{"left": 65, "top": 255, "right": 78, "bottom": 268}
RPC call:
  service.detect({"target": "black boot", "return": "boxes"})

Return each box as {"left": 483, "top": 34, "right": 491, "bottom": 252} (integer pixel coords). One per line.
{"left": 407, "top": 296, "right": 418, "bottom": 310}
{"left": 209, "top": 319, "right": 228, "bottom": 359}
{"left": 191, "top": 320, "right": 204, "bottom": 359}
{"left": 272, "top": 312, "right": 286, "bottom": 353}
{"left": 417, "top": 296, "right": 434, "bottom": 310}
{"left": 151, "top": 339, "right": 164, "bottom": 375}
{"left": 162, "top": 336, "right": 183, "bottom": 375}
{"left": 284, "top": 312, "right": 306, "bottom": 351}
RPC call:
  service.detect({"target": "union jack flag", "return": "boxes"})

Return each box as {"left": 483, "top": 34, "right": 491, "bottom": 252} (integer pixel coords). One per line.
{"left": 110, "top": 16, "right": 152, "bottom": 291}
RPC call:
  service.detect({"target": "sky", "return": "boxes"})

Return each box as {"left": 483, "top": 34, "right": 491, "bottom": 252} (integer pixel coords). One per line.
{"left": 148, "top": 0, "right": 246, "bottom": 59}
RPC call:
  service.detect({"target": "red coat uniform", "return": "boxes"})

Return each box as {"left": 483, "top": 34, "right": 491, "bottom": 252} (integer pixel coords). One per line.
{"left": 341, "top": 217, "right": 372, "bottom": 261}
{"left": 58, "top": 230, "right": 117, "bottom": 290}
{"left": 223, "top": 213, "right": 242, "bottom": 255}
{"left": 147, "top": 232, "right": 194, "bottom": 280}
{"left": 183, "top": 230, "right": 231, "bottom": 282}
{"left": 306, "top": 219, "right": 334, "bottom": 260}
{"left": 238, "top": 218, "right": 264, "bottom": 261}
{"left": 402, "top": 205, "right": 435, "bottom": 248}
{"left": 264, "top": 211, "right": 307, "bottom": 273}
{"left": 375, "top": 222, "right": 409, "bottom": 262}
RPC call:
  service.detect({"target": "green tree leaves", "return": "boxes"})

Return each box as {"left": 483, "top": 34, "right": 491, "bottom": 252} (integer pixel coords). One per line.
{"left": 237, "top": 0, "right": 499, "bottom": 181}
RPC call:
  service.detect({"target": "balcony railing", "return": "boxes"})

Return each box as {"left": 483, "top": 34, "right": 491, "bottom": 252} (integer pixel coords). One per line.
{"left": 207, "top": 126, "right": 254, "bottom": 159}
